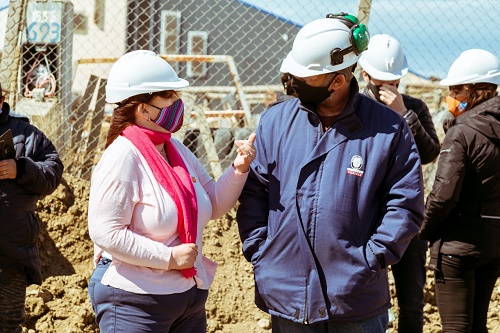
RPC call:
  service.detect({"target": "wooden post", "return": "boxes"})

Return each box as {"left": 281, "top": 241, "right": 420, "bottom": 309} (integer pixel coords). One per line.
{"left": 0, "top": 0, "right": 29, "bottom": 107}
{"left": 193, "top": 103, "right": 223, "bottom": 179}
{"left": 356, "top": 0, "right": 372, "bottom": 24}
{"left": 80, "top": 78, "right": 107, "bottom": 180}
{"left": 354, "top": 0, "right": 372, "bottom": 81}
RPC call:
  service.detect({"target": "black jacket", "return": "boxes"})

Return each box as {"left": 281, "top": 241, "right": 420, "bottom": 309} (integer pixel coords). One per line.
{"left": 420, "top": 96, "right": 500, "bottom": 268}
{"left": 362, "top": 87, "right": 440, "bottom": 164}
{"left": 0, "top": 102, "right": 63, "bottom": 284}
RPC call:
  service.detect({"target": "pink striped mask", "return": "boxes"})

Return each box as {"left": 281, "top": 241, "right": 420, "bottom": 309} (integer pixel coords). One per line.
{"left": 149, "top": 99, "right": 184, "bottom": 133}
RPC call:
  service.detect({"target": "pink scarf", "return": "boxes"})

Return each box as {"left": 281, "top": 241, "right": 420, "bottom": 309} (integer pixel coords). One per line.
{"left": 122, "top": 125, "right": 198, "bottom": 278}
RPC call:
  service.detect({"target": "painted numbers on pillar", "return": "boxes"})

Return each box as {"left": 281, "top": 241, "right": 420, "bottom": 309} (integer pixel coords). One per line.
{"left": 26, "top": 2, "right": 62, "bottom": 44}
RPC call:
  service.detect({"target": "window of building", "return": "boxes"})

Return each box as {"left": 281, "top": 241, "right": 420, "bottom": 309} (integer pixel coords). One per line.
{"left": 94, "top": 0, "right": 105, "bottom": 30}
{"left": 187, "top": 31, "right": 208, "bottom": 78}
{"left": 74, "top": 13, "right": 88, "bottom": 34}
{"left": 160, "top": 10, "right": 181, "bottom": 71}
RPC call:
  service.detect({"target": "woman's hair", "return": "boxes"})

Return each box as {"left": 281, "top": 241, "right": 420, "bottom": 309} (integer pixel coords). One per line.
{"left": 462, "top": 83, "right": 498, "bottom": 111}
{"left": 105, "top": 90, "right": 177, "bottom": 148}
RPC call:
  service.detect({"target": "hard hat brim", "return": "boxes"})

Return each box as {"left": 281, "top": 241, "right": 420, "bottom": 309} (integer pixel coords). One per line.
{"left": 439, "top": 72, "right": 500, "bottom": 86}
{"left": 105, "top": 78, "right": 189, "bottom": 103}
{"left": 358, "top": 57, "right": 408, "bottom": 81}
{"left": 280, "top": 51, "right": 359, "bottom": 78}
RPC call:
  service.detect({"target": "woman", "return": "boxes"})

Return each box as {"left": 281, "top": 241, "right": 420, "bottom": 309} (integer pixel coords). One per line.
{"left": 419, "top": 49, "right": 500, "bottom": 332}
{"left": 87, "top": 50, "right": 256, "bottom": 332}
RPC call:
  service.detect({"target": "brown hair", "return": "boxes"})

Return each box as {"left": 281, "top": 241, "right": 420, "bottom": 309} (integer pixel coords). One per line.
{"left": 105, "top": 90, "right": 177, "bottom": 148}
{"left": 461, "top": 83, "right": 498, "bottom": 111}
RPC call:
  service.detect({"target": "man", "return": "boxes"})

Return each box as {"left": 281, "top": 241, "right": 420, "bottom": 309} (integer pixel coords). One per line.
{"left": 0, "top": 84, "right": 64, "bottom": 332}
{"left": 359, "top": 34, "right": 440, "bottom": 333}
{"left": 237, "top": 13, "right": 424, "bottom": 333}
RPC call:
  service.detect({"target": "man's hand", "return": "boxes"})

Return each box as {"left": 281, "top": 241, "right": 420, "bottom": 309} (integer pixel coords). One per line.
{"left": 379, "top": 84, "right": 407, "bottom": 116}
{"left": 0, "top": 159, "right": 16, "bottom": 180}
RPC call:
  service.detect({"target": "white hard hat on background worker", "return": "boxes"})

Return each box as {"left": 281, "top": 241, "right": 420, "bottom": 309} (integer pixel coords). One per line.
{"left": 358, "top": 34, "right": 408, "bottom": 81}
{"left": 439, "top": 49, "right": 500, "bottom": 86}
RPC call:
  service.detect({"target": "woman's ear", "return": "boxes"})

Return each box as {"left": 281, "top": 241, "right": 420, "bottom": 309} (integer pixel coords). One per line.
{"left": 137, "top": 104, "right": 150, "bottom": 121}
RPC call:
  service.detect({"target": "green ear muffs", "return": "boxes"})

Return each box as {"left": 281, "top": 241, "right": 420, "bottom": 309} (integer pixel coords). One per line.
{"left": 326, "top": 12, "right": 370, "bottom": 65}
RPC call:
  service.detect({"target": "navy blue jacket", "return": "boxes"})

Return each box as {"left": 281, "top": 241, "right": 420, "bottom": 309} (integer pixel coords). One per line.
{"left": 0, "top": 102, "right": 63, "bottom": 285}
{"left": 237, "top": 79, "right": 424, "bottom": 323}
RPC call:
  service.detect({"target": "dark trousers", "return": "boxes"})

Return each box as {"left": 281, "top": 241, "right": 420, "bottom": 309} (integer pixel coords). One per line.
{"left": 391, "top": 236, "right": 427, "bottom": 333}
{"left": 0, "top": 271, "right": 27, "bottom": 333}
{"left": 271, "top": 311, "right": 388, "bottom": 333}
{"left": 435, "top": 254, "right": 500, "bottom": 333}
{"left": 88, "top": 258, "right": 208, "bottom": 333}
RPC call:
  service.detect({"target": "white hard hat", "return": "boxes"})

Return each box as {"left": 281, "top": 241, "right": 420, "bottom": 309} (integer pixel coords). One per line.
{"left": 358, "top": 34, "right": 408, "bottom": 81}
{"left": 280, "top": 14, "right": 370, "bottom": 77}
{"left": 105, "top": 50, "right": 189, "bottom": 103}
{"left": 440, "top": 49, "right": 500, "bottom": 86}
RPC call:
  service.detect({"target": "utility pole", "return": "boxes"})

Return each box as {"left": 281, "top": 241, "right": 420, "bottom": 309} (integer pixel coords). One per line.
{"left": 354, "top": 0, "right": 372, "bottom": 82}
{"left": 356, "top": 0, "right": 372, "bottom": 25}
{"left": 0, "top": 0, "right": 29, "bottom": 107}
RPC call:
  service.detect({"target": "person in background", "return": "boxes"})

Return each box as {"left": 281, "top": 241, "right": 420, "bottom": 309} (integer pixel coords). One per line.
{"left": 358, "top": 33, "right": 440, "bottom": 333}
{"left": 268, "top": 73, "right": 297, "bottom": 108}
{"left": 419, "top": 49, "right": 500, "bottom": 333}
{"left": 237, "top": 13, "right": 424, "bottom": 333}
{"left": 87, "top": 50, "right": 256, "bottom": 333}
{"left": 0, "top": 83, "right": 64, "bottom": 332}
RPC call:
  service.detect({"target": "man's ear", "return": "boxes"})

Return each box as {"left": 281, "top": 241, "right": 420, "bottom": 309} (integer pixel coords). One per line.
{"left": 331, "top": 73, "right": 346, "bottom": 90}
{"left": 361, "top": 70, "right": 370, "bottom": 82}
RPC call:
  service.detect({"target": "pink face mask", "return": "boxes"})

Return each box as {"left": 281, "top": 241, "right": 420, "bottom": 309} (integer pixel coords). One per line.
{"left": 149, "top": 99, "right": 184, "bottom": 133}
{"left": 446, "top": 95, "right": 467, "bottom": 117}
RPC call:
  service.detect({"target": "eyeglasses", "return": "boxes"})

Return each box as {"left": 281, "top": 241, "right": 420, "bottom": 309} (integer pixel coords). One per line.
{"left": 146, "top": 103, "right": 164, "bottom": 111}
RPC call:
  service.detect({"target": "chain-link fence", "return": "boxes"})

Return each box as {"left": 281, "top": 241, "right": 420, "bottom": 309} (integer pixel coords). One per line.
{"left": 1, "top": 0, "right": 499, "bottom": 180}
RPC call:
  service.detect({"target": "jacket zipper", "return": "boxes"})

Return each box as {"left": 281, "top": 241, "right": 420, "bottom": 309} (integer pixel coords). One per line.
{"left": 304, "top": 277, "right": 309, "bottom": 324}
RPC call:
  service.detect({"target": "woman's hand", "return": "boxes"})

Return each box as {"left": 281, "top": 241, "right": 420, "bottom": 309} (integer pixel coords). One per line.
{"left": 170, "top": 243, "right": 198, "bottom": 270}
{"left": 233, "top": 133, "right": 257, "bottom": 173}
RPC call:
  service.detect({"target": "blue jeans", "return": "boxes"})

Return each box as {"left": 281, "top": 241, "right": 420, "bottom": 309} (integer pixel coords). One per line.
{"left": 271, "top": 311, "right": 388, "bottom": 333}
{"left": 88, "top": 258, "right": 208, "bottom": 333}
{"left": 391, "top": 236, "right": 427, "bottom": 333}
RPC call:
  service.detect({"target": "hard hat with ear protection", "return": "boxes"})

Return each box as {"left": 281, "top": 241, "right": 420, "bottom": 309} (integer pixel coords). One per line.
{"left": 105, "top": 50, "right": 189, "bottom": 103}
{"left": 358, "top": 34, "right": 408, "bottom": 81}
{"left": 280, "top": 13, "right": 370, "bottom": 77}
{"left": 440, "top": 49, "right": 500, "bottom": 86}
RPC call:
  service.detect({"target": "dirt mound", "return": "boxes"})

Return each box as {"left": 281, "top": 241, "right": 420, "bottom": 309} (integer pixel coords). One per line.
{"left": 22, "top": 174, "right": 500, "bottom": 332}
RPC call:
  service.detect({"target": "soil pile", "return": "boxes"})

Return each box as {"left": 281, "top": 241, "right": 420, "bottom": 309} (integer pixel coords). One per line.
{"left": 22, "top": 146, "right": 500, "bottom": 332}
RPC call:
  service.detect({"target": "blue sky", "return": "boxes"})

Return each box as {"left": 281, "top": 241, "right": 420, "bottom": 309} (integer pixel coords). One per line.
{"left": 239, "top": 0, "right": 500, "bottom": 79}
{"left": 2, "top": 0, "right": 498, "bottom": 79}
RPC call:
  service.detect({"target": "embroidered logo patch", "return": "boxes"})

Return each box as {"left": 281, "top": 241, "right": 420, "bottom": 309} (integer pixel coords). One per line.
{"left": 346, "top": 155, "right": 364, "bottom": 177}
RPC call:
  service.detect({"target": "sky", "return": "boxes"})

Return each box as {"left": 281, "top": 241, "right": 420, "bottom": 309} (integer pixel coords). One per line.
{"left": 239, "top": 0, "right": 500, "bottom": 79}
{"left": 1, "top": 0, "right": 499, "bottom": 79}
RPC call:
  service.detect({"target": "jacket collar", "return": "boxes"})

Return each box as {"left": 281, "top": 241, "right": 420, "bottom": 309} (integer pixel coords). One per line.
{"left": 0, "top": 102, "right": 10, "bottom": 125}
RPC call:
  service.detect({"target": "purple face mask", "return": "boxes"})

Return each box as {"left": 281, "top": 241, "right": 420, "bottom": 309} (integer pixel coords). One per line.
{"left": 149, "top": 99, "right": 184, "bottom": 133}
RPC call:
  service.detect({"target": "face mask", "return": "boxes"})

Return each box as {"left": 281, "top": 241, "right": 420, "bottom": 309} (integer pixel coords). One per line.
{"left": 446, "top": 95, "right": 467, "bottom": 117}
{"left": 290, "top": 74, "right": 337, "bottom": 105}
{"left": 151, "top": 99, "right": 184, "bottom": 133}
{"left": 367, "top": 81, "right": 382, "bottom": 101}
